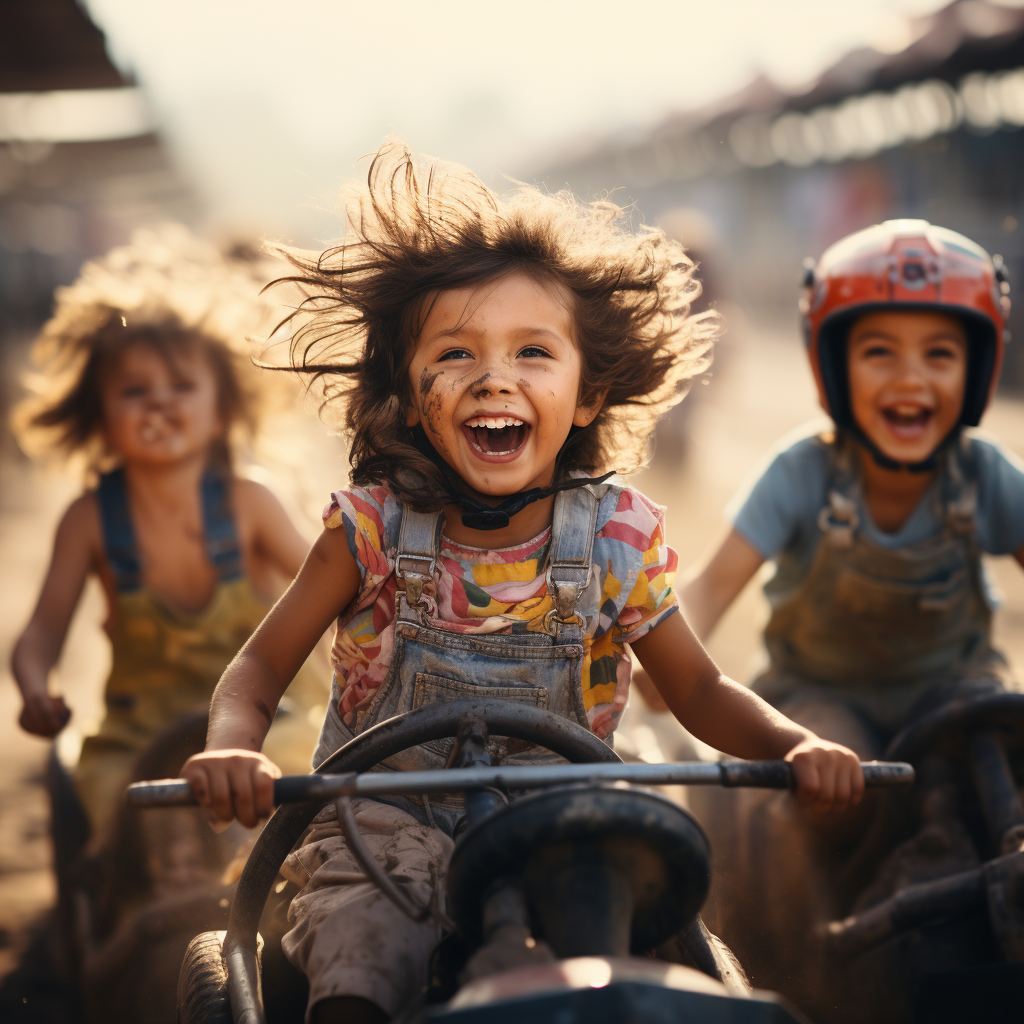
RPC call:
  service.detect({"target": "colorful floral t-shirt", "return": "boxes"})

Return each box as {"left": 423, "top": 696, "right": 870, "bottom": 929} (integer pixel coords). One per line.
{"left": 323, "top": 483, "right": 679, "bottom": 739}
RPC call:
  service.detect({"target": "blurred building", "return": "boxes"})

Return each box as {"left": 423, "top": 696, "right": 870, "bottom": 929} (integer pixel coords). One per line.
{"left": 534, "top": 0, "right": 1024, "bottom": 387}
{"left": 0, "top": 0, "right": 196, "bottom": 339}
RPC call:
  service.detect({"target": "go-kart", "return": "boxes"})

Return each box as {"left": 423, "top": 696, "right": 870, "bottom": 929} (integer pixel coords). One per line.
{"left": 820, "top": 690, "right": 1024, "bottom": 1024}
{"left": 695, "top": 690, "right": 1024, "bottom": 1024}
{"left": 47, "top": 712, "right": 263, "bottom": 1023}
{"left": 127, "top": 700, "right": 912, "bottom": 1024}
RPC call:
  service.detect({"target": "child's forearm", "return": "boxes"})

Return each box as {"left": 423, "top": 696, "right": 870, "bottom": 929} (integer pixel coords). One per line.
{"left": 12, "top": 623, "right": 72, "bottom": 736}
{"left": 678, "top": 671, "right": 812, "bottom": 760}
{"left": 630, "top": 612, "right": 810, "bottom": 757}
{"left": 632, "top": 612, "right": 862, "bottom": 810}
{"left": 679, "top": 529, "right": 765, "bottom": 642}
{"left": 202, "top": 522, "right": 356, "bottom": 755}
{"left": 11, "top": 624, "right": 61, "bottom": 698}
{"left": 205, "top": 650, "right": 291, "bottom": 752}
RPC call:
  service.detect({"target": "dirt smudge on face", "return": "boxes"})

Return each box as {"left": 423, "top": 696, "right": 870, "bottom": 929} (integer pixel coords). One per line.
{"left": 420, "top": 390, "right": 450, "bottom": 456}
{"left": 470, "top": 372, "right": 492, "bottom": 398}
{"left": 419, "top": 367, "right": 442, "bottom": 398}
{"left": 416, "top": 367, "right": 454, "bottom": 456}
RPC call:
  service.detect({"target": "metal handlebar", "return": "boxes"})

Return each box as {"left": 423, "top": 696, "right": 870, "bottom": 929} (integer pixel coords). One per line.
{"left": 125, "top": 759, "right": 914, "bottom": 808}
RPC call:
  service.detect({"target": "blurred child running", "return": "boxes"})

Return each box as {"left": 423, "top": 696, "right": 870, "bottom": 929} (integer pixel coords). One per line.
{"left": 180, "top": 144, "right": 864, "bottom": 1024}
{"left": 10, "top": 226, "right": 328, "bottom": 841}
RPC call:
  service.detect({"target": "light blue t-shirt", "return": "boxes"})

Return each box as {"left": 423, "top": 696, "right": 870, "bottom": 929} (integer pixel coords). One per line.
{"left": 728, "top": 425, "right": 1024, "bottom": 595}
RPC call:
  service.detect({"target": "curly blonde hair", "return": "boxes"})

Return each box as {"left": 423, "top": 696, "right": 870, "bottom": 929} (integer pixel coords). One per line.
{"left": 269, "top": 142, "right": 718, "bottom": 510}
{"left": 13, "top": 224, "right": 278, "bottom": 473}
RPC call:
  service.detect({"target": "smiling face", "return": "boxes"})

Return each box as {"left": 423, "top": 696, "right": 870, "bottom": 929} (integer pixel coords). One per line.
{"left": 846, "top": 310, "right": 968, "bottom": 465}
{"left": 405, "top": 271, "right": 601, "bottom": 498}
{"left": 101, "top": 339, "right": 225, "bottom": 467}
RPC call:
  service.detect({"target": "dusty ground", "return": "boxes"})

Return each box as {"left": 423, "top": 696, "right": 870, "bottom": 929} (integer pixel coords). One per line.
{"left": 2, "top": 317, "right": 1024, "bottom": 1018}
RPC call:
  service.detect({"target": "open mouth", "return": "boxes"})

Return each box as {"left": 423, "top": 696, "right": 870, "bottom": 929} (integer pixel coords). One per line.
{"left": 881, "top": 406, "right": 933, "bottom": 439}
{"left": 141, "top": 413, "right": 171, "bottom": 443}
{"left": 462, "top": 416, "right": 531, "bottom": 456}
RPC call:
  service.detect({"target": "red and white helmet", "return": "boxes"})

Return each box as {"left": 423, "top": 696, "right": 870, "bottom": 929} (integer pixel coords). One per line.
{"left": 801, "top": 219, "right": 1010, "bottom": 432}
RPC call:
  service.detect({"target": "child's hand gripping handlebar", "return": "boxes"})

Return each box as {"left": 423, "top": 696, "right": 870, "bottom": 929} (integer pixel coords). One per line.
{"left": 126, "top": 758, "right": 914, "bottom": 808}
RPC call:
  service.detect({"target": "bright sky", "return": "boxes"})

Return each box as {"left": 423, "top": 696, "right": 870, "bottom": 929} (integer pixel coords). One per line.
{"left": 84, "top": 0, "right": 957, "bottom": 241}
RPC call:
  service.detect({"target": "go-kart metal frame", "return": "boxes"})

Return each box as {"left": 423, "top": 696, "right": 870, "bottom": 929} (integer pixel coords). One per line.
{"left": 127, "top": 699, "right": 913, "bottom": 1024}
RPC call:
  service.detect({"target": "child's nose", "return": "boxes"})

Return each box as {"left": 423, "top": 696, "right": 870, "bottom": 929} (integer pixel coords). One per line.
{"left": 470, "top": 363, "right": 518, "bottom": 398}
{"left": 892, "top": 356, "right": 928, "bottom": 389}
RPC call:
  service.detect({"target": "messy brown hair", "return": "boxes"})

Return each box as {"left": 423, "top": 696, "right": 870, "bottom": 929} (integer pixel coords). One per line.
{"left": 13, "top": 225, "right": 273, "bottom": 474}
{"left": 269, "top": 142, "right": 717, "bottom": 510}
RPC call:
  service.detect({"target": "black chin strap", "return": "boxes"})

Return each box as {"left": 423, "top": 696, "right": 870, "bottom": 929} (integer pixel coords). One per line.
{"left": 848, "top": 422, "right": 960, "bottom": 474}
{"left": 409, "top": 428, "right": 613, "bottom": 530}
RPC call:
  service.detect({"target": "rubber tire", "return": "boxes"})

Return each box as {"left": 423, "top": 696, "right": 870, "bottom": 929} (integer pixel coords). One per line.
{"left": 177, "top": 931, "right": 232, "bottom": 1024}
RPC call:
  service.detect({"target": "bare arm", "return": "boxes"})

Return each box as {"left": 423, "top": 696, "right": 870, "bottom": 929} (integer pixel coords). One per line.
{"left": 236, "top": 478, "right": 311, "bottom": 580}
{"left": 11, "top": 495, "right": 98, "bottom": 737}
{"left": 182, "top": 522, "right": 361, "bottom": 825}
{"left": 680, "top": 528, "right": 764, "bottom": 641}
{"left": 631, "top": 612, "right": 863, "bottom": 812}
{"left": 632, "top": 528, "right": 764, "bottom": 702}
{"left": 1015, "top": 541, "right": 1024, "bottom": 572}
{"left": 631, "top": 612, "right": 805, "bottom": 759}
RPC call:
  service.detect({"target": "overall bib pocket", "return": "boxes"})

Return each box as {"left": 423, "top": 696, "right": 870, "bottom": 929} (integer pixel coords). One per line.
{"left": 412, "top": 671, "right": 550, "bottom": 760}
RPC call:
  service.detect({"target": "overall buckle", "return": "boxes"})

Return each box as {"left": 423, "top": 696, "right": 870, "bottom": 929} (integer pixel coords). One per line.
{"left": 396, "top": 554, "right": 437, "bottom": 607}
{"left": 818, "top": 490, "right": 859, "bottom": 548}
{"left": 545, "top": 564, "right": 590, "bottom": 633}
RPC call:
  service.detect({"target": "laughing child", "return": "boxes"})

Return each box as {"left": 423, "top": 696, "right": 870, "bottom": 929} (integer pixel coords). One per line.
{"left": 679, "top": 220, "right": 1024, "bottom": 998}
{"left": 11, "top": 226, "right": 327, "bottom": 840}
{"left": 181, "top": 144, "right": 863, "bottom": 1023}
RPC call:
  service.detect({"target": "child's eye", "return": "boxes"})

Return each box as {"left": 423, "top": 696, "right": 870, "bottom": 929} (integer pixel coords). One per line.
{"left": 927, "top": 346, "right": 958, "bottom": 361}
{"left": 518, "top": 345, "right": 551, "bottom": 358}
{"left": 173, "top": 379, "right": 197, "bottom": 392}
{"left": 121, "top": 385, "right": 147, "bottom": 398}
{"left": 438, "top": 348, "right": 473, "bottom": 362}
{"left": 861, "top": 345, "right": 892, "bottom": 359}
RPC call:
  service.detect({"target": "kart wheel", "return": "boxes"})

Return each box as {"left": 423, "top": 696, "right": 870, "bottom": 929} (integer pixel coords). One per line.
{"left": 177, "top": 931, "right": 235, "bottom": 1024}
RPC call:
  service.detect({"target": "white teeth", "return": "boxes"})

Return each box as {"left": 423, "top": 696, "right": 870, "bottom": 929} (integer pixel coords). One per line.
{"left": 465, "top": 416, "right": 525, "bottom": 429}
{"left": 470, "top": 442, "right": 518, "bottom": 455}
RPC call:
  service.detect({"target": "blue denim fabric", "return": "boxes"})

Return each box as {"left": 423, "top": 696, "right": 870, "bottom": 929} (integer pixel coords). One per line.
{"left": 755, "top": 436, "right": 1009, "bottom": 730}
{"left": 314, "top": 485, "right": 613, "bottom": 831}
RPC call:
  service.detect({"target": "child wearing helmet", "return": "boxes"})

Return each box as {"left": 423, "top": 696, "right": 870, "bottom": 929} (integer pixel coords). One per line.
{"left": 179, "top": 144, "right": 863, "bottom": 1024}
{"left": 678, "top": 219, "right": 1024, "bottom": 1003}
{"left": 683, "top": 220, "right": 1020, "bottom": 746}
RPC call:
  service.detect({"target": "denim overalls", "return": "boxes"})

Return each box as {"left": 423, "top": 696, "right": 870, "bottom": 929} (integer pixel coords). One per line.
{"left": 75, "top": 465, "right": 326, "bottom": 835}
{"left": 283, "top": 485, "right": 623, "bottom": 1013}
{"left": 753, "top": 435, "right": 1011, "bottom": 735}
{"left": 691, "top": 437, "right": 1016, "bottom": 995}
{"left": 313, "top": 483, "right": 612, "bottom": 821}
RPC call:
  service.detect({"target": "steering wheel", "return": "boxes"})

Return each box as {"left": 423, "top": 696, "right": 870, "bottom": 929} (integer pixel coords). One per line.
{"left": 885, "top": 691, "right": 1024, "bottom": 768}
{"left": 825, "top": 692, "right": 1024, "bottom": 960}
{"left": 220, "top": 700, "right": 621, "bottom": 1021}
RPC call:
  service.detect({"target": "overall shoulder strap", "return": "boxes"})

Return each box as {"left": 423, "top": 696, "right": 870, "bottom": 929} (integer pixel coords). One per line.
{"left": 201, "top": 467, "right": 243, "bottom": 582}
{"left": 941, "top": 435, "right": 979, "bottom": 536}
{"left": 818, "top": 435, "right": 861, "bottom": 548}
{"left": 395, "top": 506, "right": 444, "bottom": 615}
{"left": 96, "top": 468, "right": 142, "bottom": 592}
{"left": 547, "top": 485, "right": 600, "bottom": 642}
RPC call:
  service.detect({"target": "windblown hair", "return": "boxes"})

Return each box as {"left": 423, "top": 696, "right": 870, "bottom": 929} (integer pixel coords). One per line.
{"left": 13, "top": 224, "right": 275, "bottom": 474}
{"left": 270, "top": 142, "right": 717, "bottom": 510}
